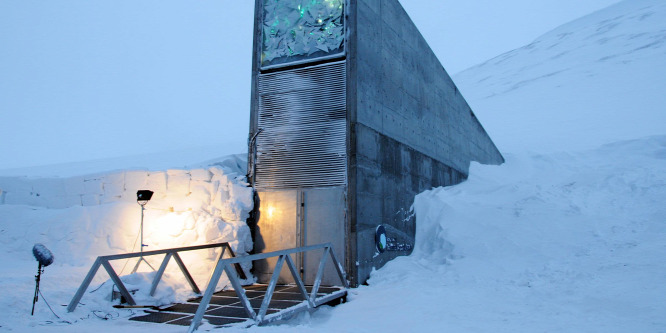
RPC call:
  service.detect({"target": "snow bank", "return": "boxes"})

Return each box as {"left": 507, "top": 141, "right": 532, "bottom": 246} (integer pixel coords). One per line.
{"left": 393, "top": 135, "right": 666, "bottom": 331}
{"left": 413, "top": 135, "right": 666, "bottom": 276}
{"left": 0, "top": 154, "right": 254, "bottom": 329}
{"left": 243, "top": 136, "right": 665, "bottom": 333}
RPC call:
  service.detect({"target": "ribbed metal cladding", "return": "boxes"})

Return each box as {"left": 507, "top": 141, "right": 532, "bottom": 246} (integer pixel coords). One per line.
{"left": 255, "top": 61, "right": 347, "bottom": 189}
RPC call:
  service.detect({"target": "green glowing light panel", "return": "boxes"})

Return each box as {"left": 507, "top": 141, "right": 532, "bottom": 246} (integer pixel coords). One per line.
{"left": 262, "top": 0, "right": 345, "bottom": 68}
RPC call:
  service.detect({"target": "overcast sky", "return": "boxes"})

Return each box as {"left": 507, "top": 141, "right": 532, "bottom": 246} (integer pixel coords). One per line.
{"left": 0, "top": 0, "right": 620, "bottom": 170}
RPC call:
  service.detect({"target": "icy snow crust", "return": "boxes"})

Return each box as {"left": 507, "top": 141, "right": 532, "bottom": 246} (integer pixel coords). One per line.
{"left": 1, "top": 0, "right": 666, "bottom": 331}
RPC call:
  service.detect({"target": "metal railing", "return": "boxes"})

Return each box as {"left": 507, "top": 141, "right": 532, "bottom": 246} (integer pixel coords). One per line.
{"left": 187, "top": 242, "right": 348, "bottom": 332}
{"left": 67, "top": 242, "right": 244, "bottom": 313}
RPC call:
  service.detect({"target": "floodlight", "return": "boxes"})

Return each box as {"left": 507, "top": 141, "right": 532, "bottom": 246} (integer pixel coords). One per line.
{"left": 136, "top": 190, "right": 153, "bottom": 206}
{"left": 132, "top": 190, "right": 155, "bottom": 273}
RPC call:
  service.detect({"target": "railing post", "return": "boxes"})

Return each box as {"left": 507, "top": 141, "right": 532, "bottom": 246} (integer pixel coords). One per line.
{"left": 101, "top": 260, "right": 136, "bottom": 305}
{"left": 67, "top": 258, "right": 102, "bottom": 312}
{"left": 309, "top": 246, "right": 330, "bottom": 302}
{"left": 225, "top": 264, "right": 256, "bottom": 320}
{"left": 172, "top": 252, "right": 200, "bottom": 294}
{"left": 258, "top": 255, "right": 285, "bottom": 323}
{"left": 328, "top": 246, "right": 349, "bottom": 288}
{"left": 188, "top": 253, "right": 228, "bottom": 333}
{"left": 284, "top": 254, "right": 313, "bottom": 307}
{"left": 149, "top": 252, "right": 172, "bottom": 296}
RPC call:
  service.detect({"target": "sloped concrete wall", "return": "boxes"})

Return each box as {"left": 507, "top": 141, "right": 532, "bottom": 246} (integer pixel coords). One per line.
{"left": 347, "top": 0, "right": 504, "bottom": 285}
{"left": 351, "top": 0, "right": 502, "bottom": 168}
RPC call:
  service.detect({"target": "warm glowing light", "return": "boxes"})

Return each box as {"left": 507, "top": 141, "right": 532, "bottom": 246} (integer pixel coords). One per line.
{"left": 156, "top": 213, "right": 186, "bottom": 238}
{"left": 267, "top": 206, "right": 276, "bottom": 219}
{"left": 148, "top": 212, "right": 196, "bottom": 246}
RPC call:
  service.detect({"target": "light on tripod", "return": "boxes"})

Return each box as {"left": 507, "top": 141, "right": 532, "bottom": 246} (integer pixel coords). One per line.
{"left": 132, "top": 190, "right": 155, "bottom": 273}
{"left": 137, "top": 190, "right": 153, "bottom": 206}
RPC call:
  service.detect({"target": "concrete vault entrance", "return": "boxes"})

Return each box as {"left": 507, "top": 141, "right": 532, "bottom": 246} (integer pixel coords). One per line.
{"left": 247, "top": 0, "right": 503, "bottom": 287}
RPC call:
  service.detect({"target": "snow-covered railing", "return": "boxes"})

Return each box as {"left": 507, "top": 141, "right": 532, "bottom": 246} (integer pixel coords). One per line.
{"left": 66, "top": 242, "right": 244, "bottom": 313}
{"left": 188, "top": 243, "right": 349, "bottom": 332}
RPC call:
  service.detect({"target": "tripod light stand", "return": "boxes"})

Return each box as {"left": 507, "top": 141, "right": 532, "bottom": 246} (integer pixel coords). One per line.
{"left": 131, "top": 190, "right": 155, "bottom": 273}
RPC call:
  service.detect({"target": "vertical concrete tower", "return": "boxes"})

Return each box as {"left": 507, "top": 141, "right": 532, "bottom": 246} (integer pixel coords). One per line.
{"left": 248, "top": 0, "right": 503, "bottom": 287}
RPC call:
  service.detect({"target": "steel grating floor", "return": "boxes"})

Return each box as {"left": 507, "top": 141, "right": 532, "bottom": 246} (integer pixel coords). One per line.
{"left": 129, "top": 284, "right": 346, "bottom": 328}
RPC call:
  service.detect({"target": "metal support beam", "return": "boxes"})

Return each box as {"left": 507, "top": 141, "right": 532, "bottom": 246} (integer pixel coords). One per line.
{"left": 202, "top": 247, "right": 225, "bottom": 294}
{"left": 225, "top": 264, "right": 257, "bottom": 321}
{"left": 149, "top": 253, "right": 172, "bottom": 296}
{"left": 284, "top": 254, "right": 313, "bottom": 307}
{"left": 187, "top": 242, "right": 348, "bottom": 332}
{"left": 310, "top": 246, "right": 330, "bottom": 302}
{"left": 68, "top": 242, "right": 234, "bottom": 313}
{"left": 187, "top": 254, "right": 229, "bottom": 333}
{"left": 328, "top": 247, "right": 349, "bottom": 288}
{"left": 101, "top": 260, "right": 136, "bottom": 306}
{"left": 172, "top": 252, "right": 200, "bottom": 294}
{"left": 258, "top": 255, "right": 285, "bottom": 322}
{"left": 67, "top": 258, "right": 102, "bottom": 312}
{"left": 70, "top": 242, "right": 348, "bottom": 332}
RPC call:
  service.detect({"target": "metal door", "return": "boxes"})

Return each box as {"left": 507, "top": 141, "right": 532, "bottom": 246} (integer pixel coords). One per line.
{"left": 302, "top": 187, "right": 345, "bottom": 286}
{"left": 254, "top": 187, "right": 345, "bottom": 286}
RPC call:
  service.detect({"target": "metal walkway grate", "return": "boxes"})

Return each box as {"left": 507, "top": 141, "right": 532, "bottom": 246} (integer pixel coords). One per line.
{"left": 129, "top": 284, "right": 346, "bottom": 328}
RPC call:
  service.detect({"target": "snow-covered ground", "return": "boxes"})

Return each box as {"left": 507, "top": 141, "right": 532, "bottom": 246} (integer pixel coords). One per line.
{"left": 1, "top": 0, "right": 665, "bottom": 331}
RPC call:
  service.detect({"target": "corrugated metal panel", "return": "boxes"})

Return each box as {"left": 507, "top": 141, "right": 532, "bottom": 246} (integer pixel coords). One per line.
{"left": 255, "top": 61, "right": 347, "bottom": 189}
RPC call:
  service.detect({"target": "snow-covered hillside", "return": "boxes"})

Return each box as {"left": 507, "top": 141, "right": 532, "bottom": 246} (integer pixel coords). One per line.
{"left": 1, "top": 0, "right": 665, "bottom": 332}
{"left": 456, "top": 0, "right": 666, "bottom": 153}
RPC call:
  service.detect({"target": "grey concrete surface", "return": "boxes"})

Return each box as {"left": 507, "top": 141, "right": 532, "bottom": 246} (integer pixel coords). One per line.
{"left": 347, "top": 0, "right": 503, "bottom": 285}
{"left": 248, "top": 0, "right": 503, "bottom": 287}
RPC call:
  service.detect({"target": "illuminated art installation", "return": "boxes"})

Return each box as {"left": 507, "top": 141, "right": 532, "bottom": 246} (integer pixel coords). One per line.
{"left": 262, "top": 0, "right": 345, "bottom": 67}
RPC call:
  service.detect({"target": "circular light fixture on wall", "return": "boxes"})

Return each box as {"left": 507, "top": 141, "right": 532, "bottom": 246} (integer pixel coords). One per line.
{"left": 375, "top": 225, "right": 387, "bottom": 253}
